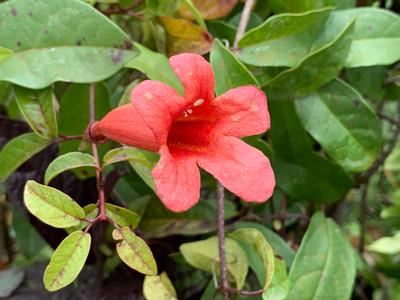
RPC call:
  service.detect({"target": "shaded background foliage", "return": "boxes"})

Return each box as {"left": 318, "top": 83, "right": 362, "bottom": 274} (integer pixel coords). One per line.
{"left": 0, "top": 0, "right": 400, "bottom": 299}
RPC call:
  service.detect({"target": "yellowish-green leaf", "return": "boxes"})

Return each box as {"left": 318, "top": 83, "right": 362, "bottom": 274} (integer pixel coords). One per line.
{"left": 262, "top": 258, "right": 289, "bottom": 300}
{"left": 45, "top": 152, "right": 96, "bottom": 185}
{"left": 106, "top": 204, "right": 140, "bottom": 229}
{"left": 0, "top": 47, "right": 13, "bottom": 63}
{"left": 127, "top": 148, "right": 158, "bottom": 191}
{"left": 113, "top": 227, "right": 157, "bottom": 275}
{"left": 143, "top": 272, "right": 177, "bottom": 300}
{"left": 367, "top": 232, "right": 400, "bottom": 255}
{"left": 103, "top": 147, "right": 153, "bottom": 168}
{"left": 0, "top": 133, "right": 51, "bottom": 182}
{"left": 43, "top": 231, "right": 91, "bottom": 291}
{"left": 14, "top": 85, "right": 58, "bottom": 138}
{"left": 180, "top": 236, "right": 248, "bottom": 289}
{"left": 229, "top": 228, "right": 274, "bottom": 291}
{"left": 24, "top": 180, "right": 84, "bottom": 228}
{"left": 159, "top": 16, "right": 212, "bottom": 56}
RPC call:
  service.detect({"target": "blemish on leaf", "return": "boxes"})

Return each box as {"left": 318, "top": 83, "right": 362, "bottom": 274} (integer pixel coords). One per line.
{"left": 353, "top": 100, "right": 360, "bottom": 108}
{"left": 28, "top": 12, "right": 33, "bottom": 17}
{"left": 125, "top": 40, "right": 133, "bottom": 50}
{"left": 76, "top": 40, "right": 82, "bottom": 46}
{"left": 44, "top": 29, "right": 48, "bottom": 35}
{"left": 110, "top": 49, "right": 124, "bottom": 64}
{"left": 11, "top": 8, "right": 17, "bottom": 16}
{"left": 312, "top": 143, "right": 321, "bottom": 151}
{"left": 16, "top": 41, "right": 21, "bottom": 47}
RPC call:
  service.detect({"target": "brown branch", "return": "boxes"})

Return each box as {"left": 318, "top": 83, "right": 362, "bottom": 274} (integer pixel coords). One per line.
{"left": 216, "top": 182, "right": 229, "bottom": 300}
{"left": 89, "top": 84, "right": 107, "bottom": 222}
{"left": 233, "top": 0, "right": 256, "bottom": 48}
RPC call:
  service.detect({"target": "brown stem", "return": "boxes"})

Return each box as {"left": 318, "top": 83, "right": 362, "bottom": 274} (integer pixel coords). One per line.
{"left": 216, "top": 182, "right": 229, "bottom": 300}
{"left": 233, "top": 0, "right": 256, "bottom": 48}
{"left": 89, "top": 84, "right": 107, "bottom": 221}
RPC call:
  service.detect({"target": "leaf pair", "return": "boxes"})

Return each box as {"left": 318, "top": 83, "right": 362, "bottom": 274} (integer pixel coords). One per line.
{"left": 24, "top": 181, "right": 157, "bottom": 291}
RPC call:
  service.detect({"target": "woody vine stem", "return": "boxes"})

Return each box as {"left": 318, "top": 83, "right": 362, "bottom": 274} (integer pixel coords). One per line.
{"left": 217, "top": 1, "right": 257, "bottom": 299}
{"left": 89, "top": 83, "right": 107, "bottom": 222}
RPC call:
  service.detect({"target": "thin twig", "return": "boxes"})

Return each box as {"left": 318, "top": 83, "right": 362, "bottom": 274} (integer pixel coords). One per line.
{"left": 356, "top": 103, "right": 400, "bottom": 185}
{"left": 89, "top": 84, "right": 107, "bottom": 221}
{"left": 54, "top": 134, "right": 83, "bottom": 143}
{"left": 233, "top": 0, "right": 256, "bottom": 48}
{"left": 358, "top": 182, "right": 369, "bottom": 252}
{"left": 216, "top": 182, "right": 229, "bottom": 300}
{"left": 227, "top": 287, "right": 264, "bottom": 296}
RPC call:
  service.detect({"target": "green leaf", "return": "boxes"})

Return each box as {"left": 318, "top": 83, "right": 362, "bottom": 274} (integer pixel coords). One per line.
{"left": 210, "top": 39, "right": 258, "bottom": 96}
{"left": 0, "top": 0, "right": 137, "bottom": 89}
{"left": 262, "top": 258, "right": 289, "bottom": 300}
{"left": 125, "top": 44, "right": 184, "bottom": 95}
{"left": 234, "top": 222, "right": 295, "bottom": 267}
{"left": 112, "top": 227, "right": 157, "bottom": 275}
{"left": 180, "top": 236, "right": 249, "bottom": 289}
{"left": 146, "top": 0, "right": 177, "bottom": 16}
{"left": 385, "top": 140, "right": 400, "bottom": 172}
{"left": 322, "top": 8, "right": 400, "bottom": 67}
{"left": 267, "top": 0, "right": 334, "bottom": 13}
{"left": 367, "top": 232, "right": 400, "bottom": 255}
{"left": 24, "top": 180, "right": 84, "bottom": 228}
{"left": 140, "top": 199, "right": 237, "bottom": 238}
{"left": 45, "top": 152, "right": 97, "bottom": 185}
{"left": 0, "top": 133, "right": 51, "bottom": 182}
{"left": 127, "top": 149, "right": 159, "bottom": 191}
{"left": 14, "top": 85, "right": 58, "bottom": 138}
{"left": 286, "top": 213, "right": 356, "bottom": 300}
{"left": 106, "top": 203, "right": 140, "bottom": 229}
{"left": 237, "top": 8, "right": 332, "bottom": 67}
{"left": 264, "top": 20, "right": 354, "bottom": 100}
{"left": 269, "top": 101, "right": 353, "bottom": 203}
{"left": 143, "top": 272, "right": 177, "bottom": 300}
{"left": 229, "top": 228, "right": 275, "bottom": 291}
{"left": 345, "top": 66, "right": 387, "bottom": 101}
{"left": 295, "top": 79, "right": 382, "bottom": 172}
{"left": 43, "top": 231, "right": 91, "bottom": 291}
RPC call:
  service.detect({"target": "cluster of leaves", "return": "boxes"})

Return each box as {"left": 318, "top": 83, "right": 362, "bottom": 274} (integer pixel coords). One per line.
{"left": 0, "top": 0, "right": 399, "bottom": 299}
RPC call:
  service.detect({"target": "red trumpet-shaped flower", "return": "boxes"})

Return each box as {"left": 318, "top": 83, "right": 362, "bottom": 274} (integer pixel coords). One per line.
{"left": 91, "top": 53, "right": 275, "bottom": 212}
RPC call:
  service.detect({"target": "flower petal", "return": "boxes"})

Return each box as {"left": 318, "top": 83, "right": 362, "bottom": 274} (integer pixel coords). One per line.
{"left": 197, "top": 135, "right": 275, "bottom": 202}
{"left": 94, "top": 104, "right": 160, "bottom": 151}
{"left": 213, "top": 86, "right": 270, "bottom": 137}
{"left": 169, "top": 53, "right": 215, "bottom": 103}
{"left": 131, "top": 80, "right": 192, "bottom": 146}
{"left": 152, "top": 145, "right": 201, "bottom": 212}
